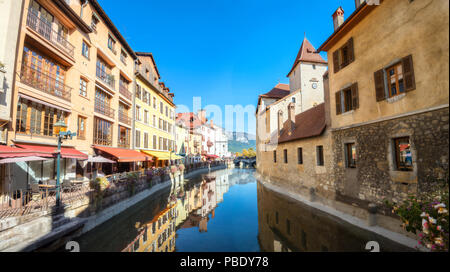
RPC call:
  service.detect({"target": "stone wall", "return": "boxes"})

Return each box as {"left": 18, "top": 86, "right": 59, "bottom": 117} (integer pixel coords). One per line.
{"left": 257, "top": 130, "right": 334, "bottom": 200}
{"left": 332, "top": 107, "right": 449, "bottom": 208}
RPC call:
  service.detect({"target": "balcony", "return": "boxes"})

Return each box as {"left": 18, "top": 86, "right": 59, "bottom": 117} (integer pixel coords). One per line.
{"left": 96, "top": 65, "right": 115, "bottom": 89}
{"left": 20, "top": 64, "right": 72, "bottom": 102}
{"left": 94, "top": 136, "right": 112, "bottom": 146}
{"left": 119, "top": 111, "right": 132, "bottom": 126}
{"left": 95, "top": 98, "right": 115, "bottom": 119}
{"left": 119, "top": 83, "right": 132, "bottom": 100}
{"left": 118, "top": 137, "right": 130, "bottom": 148}
{"left": 26, "top": 10, "right": 75, "bottom": 57}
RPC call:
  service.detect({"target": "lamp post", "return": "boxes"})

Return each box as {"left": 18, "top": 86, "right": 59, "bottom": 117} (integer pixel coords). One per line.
{"left": 54, "top": 119, "right": 76, "bottom": 206}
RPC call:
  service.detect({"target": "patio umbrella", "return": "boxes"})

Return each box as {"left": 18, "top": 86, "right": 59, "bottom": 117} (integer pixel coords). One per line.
{"left": 87, "top": 155, "right": 116, "bottom": 163}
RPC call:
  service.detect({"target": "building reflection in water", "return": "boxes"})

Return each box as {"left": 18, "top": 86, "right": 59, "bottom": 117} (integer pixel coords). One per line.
{"left": 256, "top": 183, "right": 413, "bottom": 252}
{"left": 123, "top": 169, "right": 231, "bottom": 252}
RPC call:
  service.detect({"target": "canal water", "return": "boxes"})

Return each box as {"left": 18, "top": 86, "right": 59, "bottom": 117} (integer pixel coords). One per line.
{"left": 68, "top": 168, "right": 413, "bottom": 252}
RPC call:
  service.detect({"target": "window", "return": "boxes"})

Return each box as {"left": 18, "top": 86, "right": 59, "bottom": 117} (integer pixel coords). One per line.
{"left": 108, "top": 34, "right": 116, "bottom": 54}
{"left": 165, "top": 106, "right": 168, "bottom": 117}
{"left": 144, "top": 110, "right": 148, "bottom": 124}
{"left": 316, "top": 146, "right": 324, "bottom": 166}
{"left": 284, "top": 149, "right": 288, "bottom": 164}
{"left": 135, "top": 130, "right": 141, "bottom": 148}
{"left": 374, "top": 55, "right": 416, "bottom": 102}
{"left": 312, "top": 64, "right": 316, "bottom": 70}
{"left": 153, "top": 135, "right": 157, "bottom": 149}
{"left": 79, "top": 78, "right": 87, "bottom": 96}
{"left": 394, "top": 137, "right": 413, "bottom": 171}
{"left": 286, "top": 219, "right": 291, "bottom": 235}
{"left": 77, "top": 116, "right": 86, "bottom": 139}
{"left": 153, "top": 97, "right": 156, "bottom": 109}
{"left": 297, "top": 148, "right": 303, "bottom": 164}
{"left": 136, "top": 105, "right": 141, "bottom": 121}
{"left": 144, "top": 133, "right": 149, "bottom": 149}
{"left": 345, "top": 143, "right": 356, "bottom": 168}
{"left": 153, "top": 115, "right": 156, "bottom": 127}
{"left": 160, "top": 102, "right": 163, "bottom": 114}
{"left": 333, "top": 38, "right": 354, "bottom": 73}
{"left": 91, "top": 13, "right": 99, "bottom": 31}
{"left": 273, "top": 150, "right": 277, "bottom": 163}
{"left": 387, "top": 63, "right": 405, "bottom": 98}
{"left": 120, "top": 49, "right": 127, "bottom": 64}
{"left": 93, "top": 117, "right": 112, "bottom": 146}
{"left": 292, "top": 97, "right": 296, "bottom": 103}
{"left": 82, "top": 41, "right": 89, "bottom": 59}
{"left": 136, "top": 84, "right": 141, "bottom": 99}
{"left": 335, "top": 83, "right": 359, "bottom": 115}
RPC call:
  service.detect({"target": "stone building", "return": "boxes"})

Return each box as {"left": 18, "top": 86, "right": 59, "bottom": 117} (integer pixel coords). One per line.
{"left": 256, "top": 37, "right": 332, "bottom": 198}
{"left": 317, "top": 0, "right": 449, "bottom": 207}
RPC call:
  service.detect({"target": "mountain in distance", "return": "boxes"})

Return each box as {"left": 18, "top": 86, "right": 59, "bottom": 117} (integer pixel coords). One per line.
{"left": 226, "top": 131, "right": 256, "bottom": 153}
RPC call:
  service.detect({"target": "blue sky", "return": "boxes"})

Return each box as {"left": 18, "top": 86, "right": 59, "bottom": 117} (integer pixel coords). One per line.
{"left": 98, "top": 0, "right": 356, "bottom": 133}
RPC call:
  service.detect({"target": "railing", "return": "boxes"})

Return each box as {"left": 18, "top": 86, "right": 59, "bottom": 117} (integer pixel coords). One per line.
{"left": 119, "top": 83, "right": 132, "bottom": 100}
{"left": 0, "top": 184, "right": 90, "bottom": 220}
{"left": 20, "top": 64, "right": 72, "bottom": 101}
{"left": 119, "top": 111, "right": 132, "bottom": 125}
{"left": 95, "top": 98, "right": 115, "bottom": 118}
{"left": 0, "top": 161, "right": 226, "bottom": 220}
{"left": 96, "top": 65, "right": 115, "bottom": 89}
{"left": 118, "top": 138, "right": 130, "bottom": 148}
{"left": 26, "top": 10, "right": 75, "bottom": 57}
{"left": 93, "top": 136, "right": 112, "bottom": 146}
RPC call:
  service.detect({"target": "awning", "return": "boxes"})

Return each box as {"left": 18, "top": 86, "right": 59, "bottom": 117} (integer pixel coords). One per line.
{"left": 94, "top": 146, "right": 152, "bottom": 163}
{"left": 0, "top": 156, "right": 50, "bottom": 164}
{"left": 140, "top": 150, "right": 183, "bottom": 160}
{"left": 204, "top": 154, "right": 219, "bottom": 159}
{"left": 0, "top": 145, "right": 52, "bottom": 158}
{"left": 15, "top": 144, "right": 88, "bottom": 160}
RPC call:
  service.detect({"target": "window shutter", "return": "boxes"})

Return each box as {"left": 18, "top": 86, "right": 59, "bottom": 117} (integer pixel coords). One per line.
{"left": 402, "top": 55, "right": 416, "bottom": 92}
{"left": 374, "top": 69, "right": 386, "bottom": 101}
{"left": 347, "top": 38, "right": 355, "bottom": 64}
{"left": 351, "top": 82, "right": 359, "bottom": 110}
{"left": 335, "top": 91, "right": 342, "bottom": 115}
{"left": 333, "top": 50, "right": 340, "bottom": 73}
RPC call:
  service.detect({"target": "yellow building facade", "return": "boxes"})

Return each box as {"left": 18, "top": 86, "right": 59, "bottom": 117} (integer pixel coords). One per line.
{"left": 134, "top": 53, "right": 179, "bottom": 166}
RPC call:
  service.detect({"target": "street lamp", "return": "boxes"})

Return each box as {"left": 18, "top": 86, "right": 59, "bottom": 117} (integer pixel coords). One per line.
{"left": 54, "top": 119, "right": 76, "bottom": 206}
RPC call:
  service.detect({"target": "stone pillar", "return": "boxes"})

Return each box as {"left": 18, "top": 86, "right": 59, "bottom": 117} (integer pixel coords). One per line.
{"left": 368, "top": 203, "right": 377, "bottom": 226}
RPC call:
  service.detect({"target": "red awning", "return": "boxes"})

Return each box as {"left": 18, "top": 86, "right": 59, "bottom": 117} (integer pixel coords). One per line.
{"left": 204, "top": 154, "right": 219, "bottom": 159}
{"left": 0, "top": 145, "right": 52, "bottom": 158}
{"left": 15, "top": 144, "right": 88, "bottom": 160}
{"left": 93, "top": 146, "right": 152, "bottom": 163}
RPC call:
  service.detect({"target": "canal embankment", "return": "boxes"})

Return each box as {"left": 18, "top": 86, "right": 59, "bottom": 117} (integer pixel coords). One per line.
{"left": 0, "top": 164, "right": 227, "bottom": 252}
{"left": 255, "top": 171, "right": 424, "bottom": 251}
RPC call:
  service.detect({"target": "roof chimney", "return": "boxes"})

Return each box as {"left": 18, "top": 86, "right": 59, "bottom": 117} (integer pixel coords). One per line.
{"left": 277, "top": 110, "right": 283, "bottom": 136}
{"left": 332, "top": 7, "right": 345, "bottom": 31}
{"left": 355, "top": 0, "right": 365, "bottom": 9}
{"left": 198, "top": 109, "right": 206, "bottom": 124}
{"left": 287, "top": 102, "right": 295, "bottom": 134}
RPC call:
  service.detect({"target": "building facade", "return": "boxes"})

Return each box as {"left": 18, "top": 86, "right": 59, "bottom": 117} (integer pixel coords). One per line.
{"left": 134, "top": 52, "right": 178, "bottom": 167}
{"left": 317, "top": 0, "right": 449, "bottom": 206}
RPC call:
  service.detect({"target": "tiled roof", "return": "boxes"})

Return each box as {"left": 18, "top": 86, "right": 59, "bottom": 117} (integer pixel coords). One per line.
{"left": 278, "top": 103, "right": 326, "bottom": 143}
{"left": 176, "top": 113, "right": 205, "bottom": 129}
{"left": 260, "top": 83, "right": 290, "bottom": 99}
{"left": 287, "top": 37, "right": 327, "bottom": 77}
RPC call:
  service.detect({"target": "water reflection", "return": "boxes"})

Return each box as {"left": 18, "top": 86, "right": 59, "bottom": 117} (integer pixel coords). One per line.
{"left": 70, "top": 168, "right": 412, "bottom": 252}
{"left": 257, "top": 183, "right": 413, "bottom": 252}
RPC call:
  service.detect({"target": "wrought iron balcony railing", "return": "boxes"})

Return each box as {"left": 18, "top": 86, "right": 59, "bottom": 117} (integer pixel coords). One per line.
{"left": 95, "top": 98, "right": 115, "bottom": 118}
{"left": 119, "top": 111, "right": 132, "bottom": 126}
{"left": 26, "top": 10, "right": 75, "bottom": 57}
{"left": 20, "top": 64, "right": 72, "bottom": 102}
{"left": 118, "top": 138, "right": 130, "bottom": 148}
{"left": 119, "top": 83, "right": 132, "bottom": 100}
{"left": 96, "top": 65, "right": 115, "bottom": 89}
